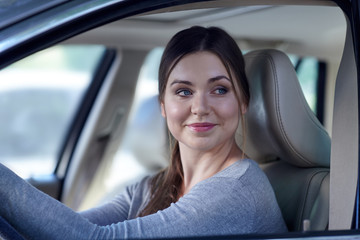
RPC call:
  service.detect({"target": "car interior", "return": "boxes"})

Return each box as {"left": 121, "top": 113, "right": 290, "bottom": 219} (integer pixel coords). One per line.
{"left": 1, "top": 0, "right": 359, "bottom": 238}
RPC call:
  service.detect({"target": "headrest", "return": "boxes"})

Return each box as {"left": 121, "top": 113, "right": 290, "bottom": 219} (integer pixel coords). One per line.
{"left": 241, "top": 49, "right": 330, "bottom": 168}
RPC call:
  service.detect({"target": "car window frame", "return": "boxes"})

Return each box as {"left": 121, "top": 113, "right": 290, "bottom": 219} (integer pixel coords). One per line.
{"left": 0, "top": 0, "right": 358, "bottom": 238}
{"left": 0, "top": 0, "right": 68, "bottom": 30}
{"left": 348, "top": 0, "right": 360, "bottom": 230}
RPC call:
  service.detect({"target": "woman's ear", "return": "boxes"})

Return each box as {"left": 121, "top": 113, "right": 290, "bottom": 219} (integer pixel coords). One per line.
{"left": 161, "top": 102, "right": 166, "bottom": 118}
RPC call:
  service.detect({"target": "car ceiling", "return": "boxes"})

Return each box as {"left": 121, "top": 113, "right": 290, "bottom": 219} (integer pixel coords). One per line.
{"left": 67, "top": 4, "right": 346, "bottom": 62}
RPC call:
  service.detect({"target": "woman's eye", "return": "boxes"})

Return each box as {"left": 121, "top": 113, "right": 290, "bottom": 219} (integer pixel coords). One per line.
{"left": 214, "top": 88, "right": 228, "bottom": 95}
{"left": 176, "top": 89, "right": 192, "bottom": 96}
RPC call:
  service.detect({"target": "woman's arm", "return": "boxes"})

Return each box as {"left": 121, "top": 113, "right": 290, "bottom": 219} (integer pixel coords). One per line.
{"left": 79, "top": 176, "right": 151, "bottom": 226}
{"left": 0, "top": 215, "right": 25, "bottom": 240}
{"left": 0, "top": 160, "right": 285, "bottom": 239}
{"left": 0, "top": 163, "right": 98, "bottom": 239}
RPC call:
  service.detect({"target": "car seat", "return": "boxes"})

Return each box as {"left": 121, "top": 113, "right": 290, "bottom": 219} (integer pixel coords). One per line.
{"left": 239, "top": 49, "right": 331, "bottom": 231}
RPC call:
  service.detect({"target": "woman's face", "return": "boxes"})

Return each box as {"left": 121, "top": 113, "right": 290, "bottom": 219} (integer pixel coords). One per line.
{"left": 161, "top": 51, "right": 245, "bottom": 152}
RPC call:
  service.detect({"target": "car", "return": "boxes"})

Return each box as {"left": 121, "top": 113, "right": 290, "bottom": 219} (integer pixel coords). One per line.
{"left": 0, "top": 0, "right": 359, "bottom": 239}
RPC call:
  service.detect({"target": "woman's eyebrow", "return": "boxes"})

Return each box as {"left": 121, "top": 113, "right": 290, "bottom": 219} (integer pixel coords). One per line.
{"left": 170, "top": 75, "right": 230, "bottom": 86}
{"left": 208, "top": 75, "right": 231, "bottom": 83}
{"left": 170, "top": 80, "right": 193, "bottom": 86}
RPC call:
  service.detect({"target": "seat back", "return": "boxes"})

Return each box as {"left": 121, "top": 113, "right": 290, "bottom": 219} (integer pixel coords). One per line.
{"left": 240, "top": 49, "right": 331, "bottom": 231}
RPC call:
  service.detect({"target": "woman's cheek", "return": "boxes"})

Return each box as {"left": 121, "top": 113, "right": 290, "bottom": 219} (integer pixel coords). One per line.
{"left": 221, "top": 103, "right": 239, "bottom": 118}
{"left": 166, "top": 102, "right": 188, "bottom": 124}
{"left": 216, "top": 98, "right": 240, "bottom": 125}
{"left": 165, "top": 103, "right": 188, "bottom": 140}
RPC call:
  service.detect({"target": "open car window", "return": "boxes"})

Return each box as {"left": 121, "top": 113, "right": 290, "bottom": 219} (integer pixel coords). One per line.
{"left": 0, "top": 44, "right": 105, "bottom": 178}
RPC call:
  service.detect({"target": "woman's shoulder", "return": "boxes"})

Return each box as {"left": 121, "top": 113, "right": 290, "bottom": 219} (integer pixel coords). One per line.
{"left": 188, "top": 159, "right": 263, "bottom": 196}
{"left": 193, "top": 158, "right": 275, "bottom": 205}
{"left": 184, "top": 159, "right": 286, "bottom": 233}
{"left": 211, "top": 158, "right": 263, "bottom": 180}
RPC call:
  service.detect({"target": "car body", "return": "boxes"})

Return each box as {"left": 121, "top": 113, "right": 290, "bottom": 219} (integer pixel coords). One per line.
{"left": 0, "top": 0, "right": 359, "bottom": 239}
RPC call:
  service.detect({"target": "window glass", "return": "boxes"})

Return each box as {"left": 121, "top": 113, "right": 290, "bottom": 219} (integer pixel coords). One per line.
{"left": 288, "top": 55, "right": 319, "bottom": 113}
{"left": 0, "top": 45, "right": 105, "bottom": 178}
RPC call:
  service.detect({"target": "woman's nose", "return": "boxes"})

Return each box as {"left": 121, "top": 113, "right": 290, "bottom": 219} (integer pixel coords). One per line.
{"left": 191, "top": 93, "right": 210, "bottom": 116}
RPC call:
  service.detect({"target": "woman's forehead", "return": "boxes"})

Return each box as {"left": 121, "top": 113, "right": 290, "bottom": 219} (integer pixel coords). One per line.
{"left": 168, "top": 51, "right": 230, "bottom": 82}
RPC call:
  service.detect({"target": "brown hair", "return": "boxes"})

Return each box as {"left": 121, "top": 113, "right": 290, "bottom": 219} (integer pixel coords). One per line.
{"left": 139, "top": 26, "right": 250, "bottom": 217}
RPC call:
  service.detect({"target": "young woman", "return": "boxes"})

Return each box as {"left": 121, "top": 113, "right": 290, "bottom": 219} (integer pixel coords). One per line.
{"left": 0, "top": 26, "right": 287, "bottom": 239}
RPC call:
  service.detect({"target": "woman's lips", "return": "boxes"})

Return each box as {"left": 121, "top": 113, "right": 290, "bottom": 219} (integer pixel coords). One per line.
{"left": 187, "top": 123, "right": 216, "bottom": 132}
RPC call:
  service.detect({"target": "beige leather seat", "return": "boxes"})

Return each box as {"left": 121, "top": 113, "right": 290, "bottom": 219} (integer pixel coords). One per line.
{"left": 240, "top": 49, "right": 331, "bottom": 231}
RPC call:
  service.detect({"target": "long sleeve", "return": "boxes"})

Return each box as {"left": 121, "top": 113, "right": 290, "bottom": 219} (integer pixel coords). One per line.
{"left": 0, "top": 159, "right": 287, "bottom": 239}
{"left": 0, "top": 163, "right": 97, "bottom": 239}
{"left": 79, "top": 176, "right": 151, "bottom": 225}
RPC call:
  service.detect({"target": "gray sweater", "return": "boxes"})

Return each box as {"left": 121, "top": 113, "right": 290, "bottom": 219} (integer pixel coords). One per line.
{"left": 0, "top": 159, "right": 287, "bottom": 239}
